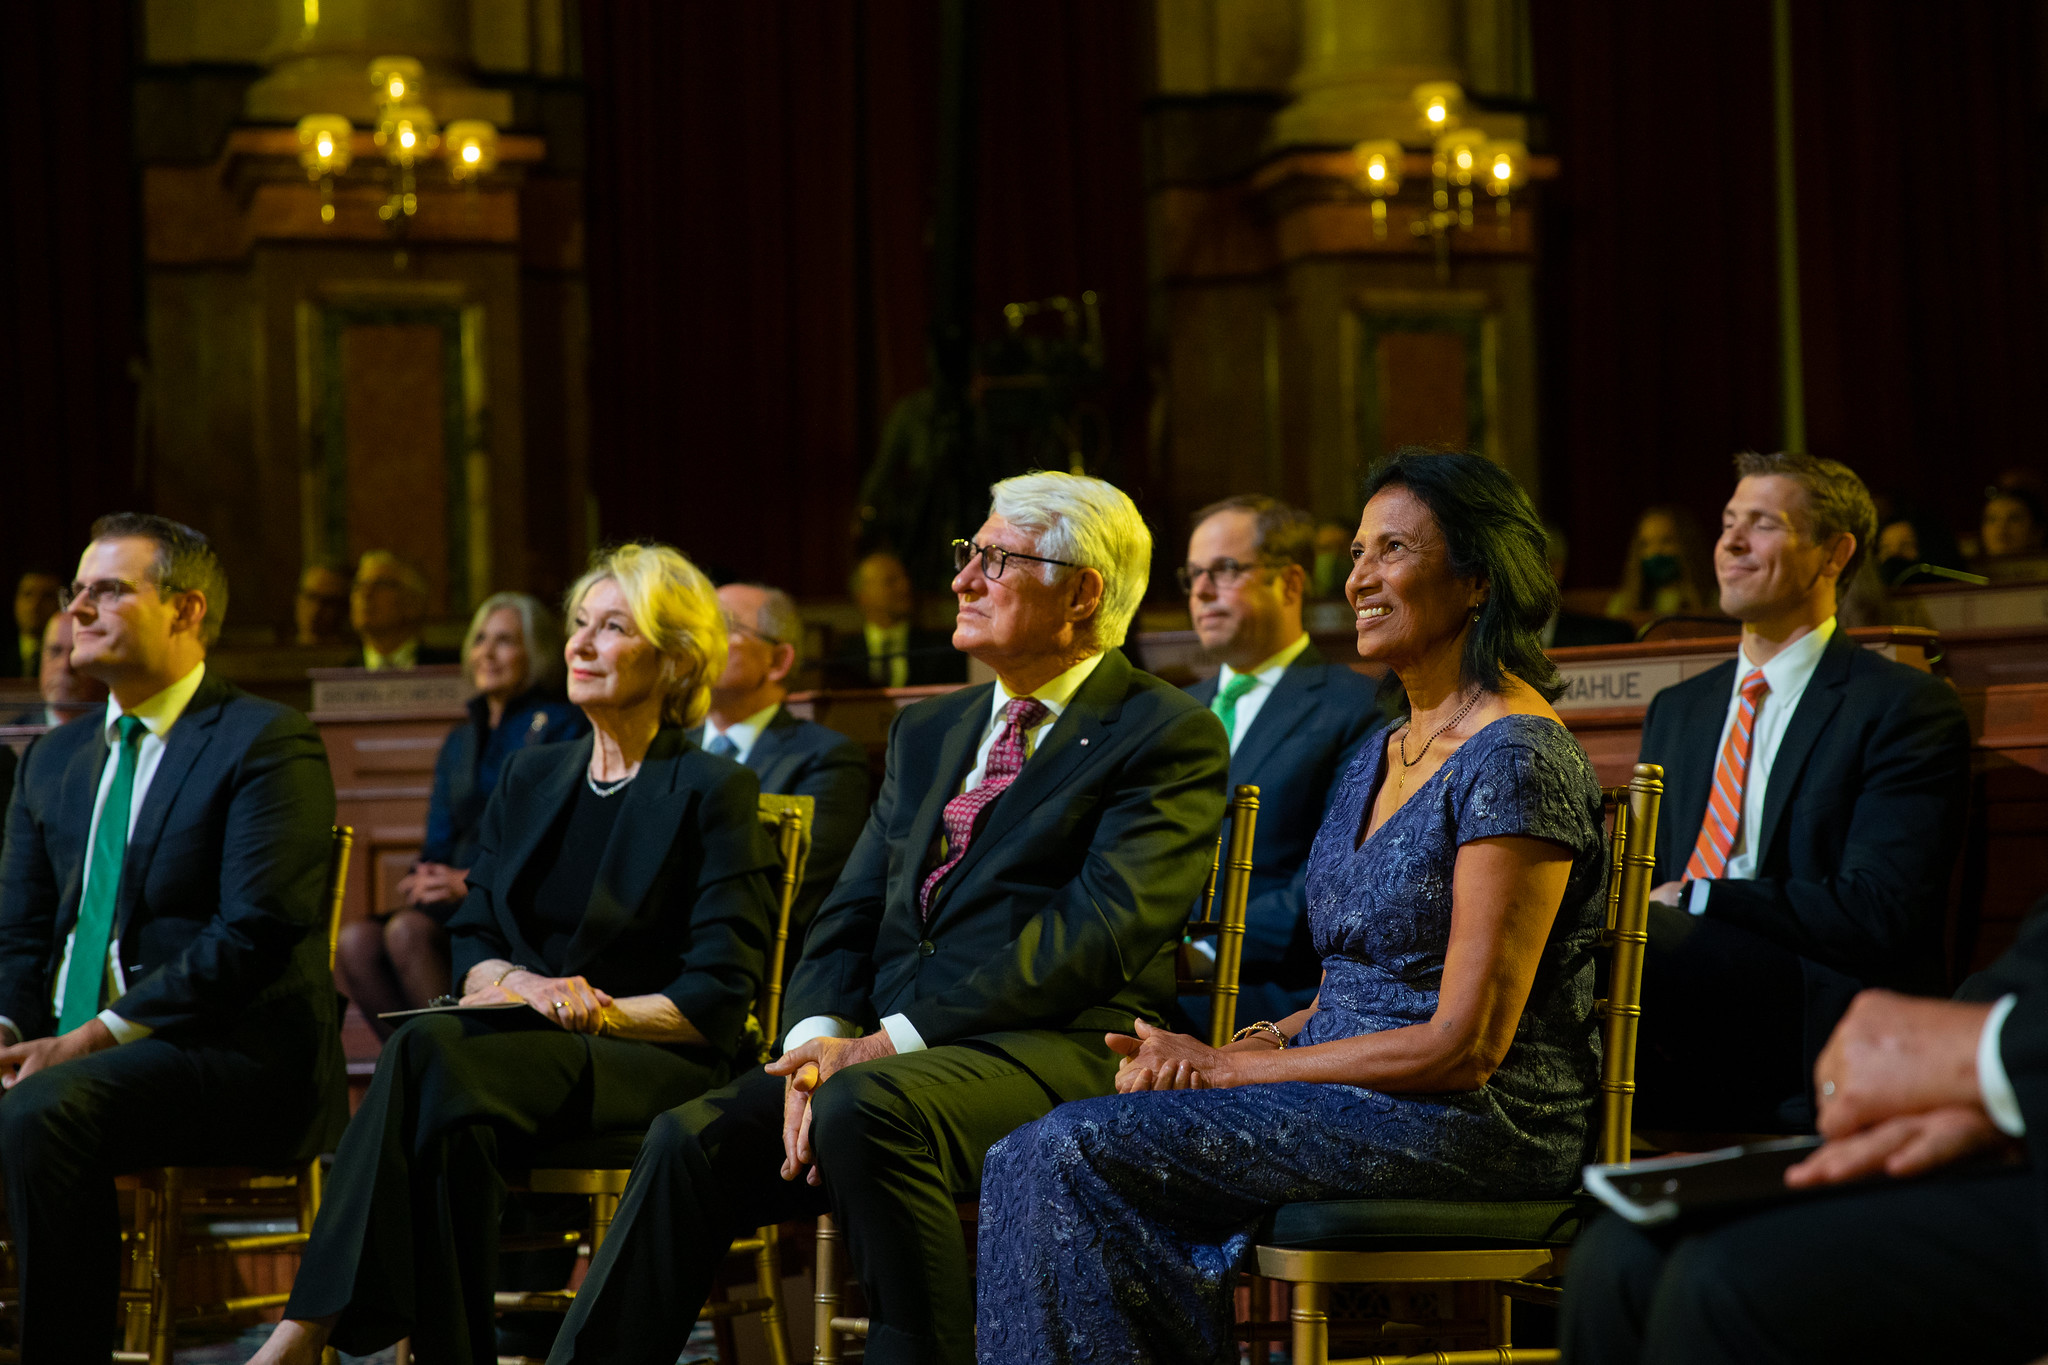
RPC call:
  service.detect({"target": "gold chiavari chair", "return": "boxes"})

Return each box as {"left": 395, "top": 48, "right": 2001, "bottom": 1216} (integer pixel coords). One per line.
{"left": 491, "top": 794, "right": 812, "bottom": 1365}
{"left": 91, "top": 825, "right": 354, "bottom": 1365}
{"left": 1243, "top": 763, "right": 1661, "bottom": 1365}
{"left": 812, "top": 783, "right": 1262, "bottom": 1362}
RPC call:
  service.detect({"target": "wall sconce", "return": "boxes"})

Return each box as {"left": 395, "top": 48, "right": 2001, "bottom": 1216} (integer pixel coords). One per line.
{"left": 444, "top": 120, "right": 499, "bottom": 185}
{"left": 1483, "top": 139, "right": 1526, "bottom": 238}
{"left": 295, "top": 114, "right": 353, "bottom": 223}
{"left": 370, "top": 56, "right": 425, "bottom": 109}
{"left": 1352, "top": 139, "right": 1403, "bottom": 239}
{"left": 375, "top": 101, "right": 437, "bottom": 225}
{"left": 1397, "top": 82, "right": 1529, "bottom": 278}
{"left": 1412, "top": 82, "right": 1466, "bottom": 139}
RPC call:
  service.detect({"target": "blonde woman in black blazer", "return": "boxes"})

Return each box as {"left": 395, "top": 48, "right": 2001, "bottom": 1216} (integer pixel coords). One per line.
{"left": 254, "top": 544, "right": 778, "bottom": 1365}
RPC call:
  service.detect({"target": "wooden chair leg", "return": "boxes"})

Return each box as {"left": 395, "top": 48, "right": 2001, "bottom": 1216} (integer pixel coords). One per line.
{"left": 1290, "top": 1281, "right": 1328, "bottom": 1365}
{"left": 121, "top": 1179, "right": 157, "bottom": 1359}
{"left": 394, "top": 1339, "right": 412, "bottom": 1365}
{"left": 147, "top": 1170, "right": 180, "bottom": 1365}
{"left": 1247, "top": 1272, "right": 1270, "bottom": 1365}
{"left": 1490, "top": 1284, "right": 1513, "bottom": 1347}
{"left": 590, "top": 1190, "right": 621, "bottom": 1253}
{"left": 813, "top": 1215, "right": 840, "bottom": 1364}
{"left": 755, "top": 1223, "right": 792, "bottom": 1365}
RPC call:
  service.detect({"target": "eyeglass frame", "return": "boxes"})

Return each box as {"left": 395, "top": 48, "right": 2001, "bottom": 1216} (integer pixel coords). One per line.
{"left": 724, "top": 614, "right": 787, "bottom": 650}
{"left": 63, "top": 577, "right": 162, "bottom": 611}
{"left": 951, "top": 538, "right": 1082, "bottom": 581}
{"left": 1174, "top": 556, "right": 1291, "bottom": 595}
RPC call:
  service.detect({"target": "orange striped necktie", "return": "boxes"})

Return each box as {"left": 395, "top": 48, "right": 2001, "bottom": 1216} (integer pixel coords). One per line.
{"left": 1685, "top": 669, "right": 1771, "bottom": 881}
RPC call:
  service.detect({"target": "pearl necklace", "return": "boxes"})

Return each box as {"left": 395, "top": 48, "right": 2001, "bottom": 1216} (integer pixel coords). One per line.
{"left": 586, "top": 768, "right": 637, "bottom": 798}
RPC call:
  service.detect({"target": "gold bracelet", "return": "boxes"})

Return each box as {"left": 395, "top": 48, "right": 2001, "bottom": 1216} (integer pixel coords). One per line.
{"left": 491, "top": 963, "right": 530, "bottom": 988}
{"left": 1230, "top": 1021, "right": 1286, "bottom": 1048}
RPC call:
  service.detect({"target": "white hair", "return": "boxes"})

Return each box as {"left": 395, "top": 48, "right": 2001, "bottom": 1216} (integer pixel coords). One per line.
{"left": 464, "top": 591, "right": 565, "bottom": 693}
{"left": 988, "top": 471, "right": 1152, "bottom": 648}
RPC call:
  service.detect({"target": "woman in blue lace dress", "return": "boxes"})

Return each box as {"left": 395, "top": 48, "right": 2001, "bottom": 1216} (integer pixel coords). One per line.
{"left": 977, "top": 450, "right": 1608, "bottom": 1364}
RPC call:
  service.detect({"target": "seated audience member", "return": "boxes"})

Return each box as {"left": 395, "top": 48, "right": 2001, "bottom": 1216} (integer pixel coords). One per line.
{"left": 346, "top": 550, "right": 458, "bottom": 670}
{"left": 1312, "top": 518, "right": 1354, "bottom": 598}
{"left": 1542, "top": 523, "right": 1634, "bottom": 647}
{"left": 335, "top": 592, "right": 586, "bottom": 1037}
{"left": 824, "top": 548, "right": 967, "bottom": 688}
{"left": 706, "top": 581, "right": 869, "bottom": 957}
{"left": 10, "top": 613, "right": 109, "bottom": 726}
{"left": 975, "top": 450, "right": 1608, "bottom": 1363}
{"left": 1874, "top": 511, "right": 1964, "bottom": 587}
{"left": 294, "top": 562, "right": 352, "bottom": 646}
{"left": 1562, "top": 912, "right": 2048, "bottom": 1364}
{"left": 1980, "top": 484, "right": 2046, "bottom": 559}
{"left": 253, "top": 544, "right": 778, "bottom": 1365}
{"left": 0, "top": 515, "right": 346, "bottom": 1365}
{"left": 1606, "top": 504, "right": 1719, "bottom": 620}
{"left": 1180, "top": 494, "right": 1383, "bottom": 1026}
{"left": 543, "top": 472, "right": 1229, "bottom": 1365}
{"left": 4, "top": 570, "right": 62, "bottom": 678}
{"left": 1634, "top": 452, "right": 1970, "bottom": 1133}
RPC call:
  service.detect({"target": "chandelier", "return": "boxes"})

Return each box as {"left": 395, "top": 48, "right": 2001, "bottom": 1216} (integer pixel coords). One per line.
{"left": 1352, "top": 82, "right": 1527, "bottom": 279}
{"left": 292, "top": 57, "right": 500, "bottom": 236}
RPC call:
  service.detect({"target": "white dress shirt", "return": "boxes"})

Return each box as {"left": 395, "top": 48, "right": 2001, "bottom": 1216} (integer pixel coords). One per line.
{"left": 785, "top": 650, "right": 1108, "bottom": 1058}
{"left": 1212, "top": 632, "right": 1311, "bottom": 757}
{"left": 702, "top": 701, "right": 780, "bottom": 765}
{"left": 864, "top": 621, "right": 911, "bottom": 689}
{"left": 1686, "top": 618, "right": 1836, "bottom": 915}
{"left": 1980, "top": 995, "right": 2026, "bottom": 1136}
{"left": 361, "top": 637, "right": 421, "bottom": 671}
{"left": 0, "top": 662, "right": 209, "bottom": 1046}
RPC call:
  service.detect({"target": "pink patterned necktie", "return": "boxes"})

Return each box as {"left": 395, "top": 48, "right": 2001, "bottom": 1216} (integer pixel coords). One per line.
{"left": 920, "top": 697, "right": 1050, "bottom": 918}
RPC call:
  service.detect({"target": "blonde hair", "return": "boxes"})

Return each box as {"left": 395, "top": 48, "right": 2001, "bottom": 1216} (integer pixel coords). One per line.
{"left": 464, "top": 591, "right": 565, "bottom": 694}
{"left": 988, "top": 471, "right": 1152, "bottom": 648}
{"left": 565, "top": 544, "right": 726, "bottom": 728}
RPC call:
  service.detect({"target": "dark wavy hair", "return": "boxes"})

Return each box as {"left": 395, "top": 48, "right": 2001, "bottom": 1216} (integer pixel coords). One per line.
{"left": 1359, "top": 449, "right": 1563, "bottom": 705}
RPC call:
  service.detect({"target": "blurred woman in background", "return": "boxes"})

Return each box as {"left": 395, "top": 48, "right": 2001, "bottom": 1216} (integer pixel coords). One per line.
{"left": 1606, "top": 504, "right": 1718, "bottom": 620}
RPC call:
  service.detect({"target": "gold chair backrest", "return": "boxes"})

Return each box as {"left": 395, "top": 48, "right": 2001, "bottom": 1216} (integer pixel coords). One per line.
{"left": 1186, "top": 784, "right": 1260, "bottom": 1049}
{"left": 1596, "top": 764, "right": 1662, "bottom": 1167}
{"left": 754, "top": 793, "right": 813, "bottom": 1048}
{"left": 325, "top": 825, "right": 355, "bottom": 973}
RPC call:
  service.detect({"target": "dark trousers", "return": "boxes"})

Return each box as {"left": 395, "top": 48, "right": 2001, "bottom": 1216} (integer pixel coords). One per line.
{"left": 287, "top": 1012, "right": 724, "bottom": 1365}
{"left": 0, "top": 1019, "right": 339, "bottom": 1365}
{"left": 1633, "top": 903, "right": 1811, "bottom": 1132}
{"left": 1561, "top": 1167, "right": 2047, "bottom": 1364}
{"left": 549, "top": 1032, "right": 1118, "bottom": 1365}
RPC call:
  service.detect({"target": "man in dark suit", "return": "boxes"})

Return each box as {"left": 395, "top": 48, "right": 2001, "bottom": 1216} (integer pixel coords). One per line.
{"left": 706, "top": 582, "right": 870, "bottom": 954}
{"left": 0, "top": 514, "right": 345, "bottom": 1364}
{"left": 9, "top": 613, "right": 110, "bottom": 728}
{"left": 547, "top": 473, "right": 1230, "bottom": 1365}
{"left": 824, "top": 549, "right": 968, "bottom": 688}
{"left": 344, "top": 550, "right": 459, "bottom": 669}
{"left": 1634, "top": 453, "right": 1970, "bottom": 1133}
{"left": 1562, "top": 904, "right": 2048, "bottom": 1362}
{"left": 3, "top": 570, "right": 63, "bottom": 680}
{"left": 1180, "top": 495, "right": 1382, "bottom": 1027}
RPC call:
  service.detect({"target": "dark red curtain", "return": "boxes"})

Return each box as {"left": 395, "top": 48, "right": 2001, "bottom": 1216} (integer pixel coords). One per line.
{"left": 0, "top": 3, "right": 141, "bottom": 589}
{"left": 581, "top": 0, "right": 1147, "bottom": 597}
{"left": 1532, "top": 0, "right": 2045, "bottom": 586}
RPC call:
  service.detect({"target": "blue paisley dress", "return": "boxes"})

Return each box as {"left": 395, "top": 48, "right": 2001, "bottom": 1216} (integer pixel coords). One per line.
{"left": 975, "top": 714, "right": 1607, "bottom": 1364}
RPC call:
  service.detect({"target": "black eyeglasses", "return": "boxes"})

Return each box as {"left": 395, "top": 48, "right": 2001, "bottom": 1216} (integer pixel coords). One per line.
{"left": 725, "top": 615, "right": 785, "bottom": 648}
{"left": 1174, "top": 558, "right": 1285, "bottom": 594}
{"left": 63, "top": 577, "right": 151, "bottom": 610}
{"left": 951, "top": 538, "right": 1080, "bottom": 580}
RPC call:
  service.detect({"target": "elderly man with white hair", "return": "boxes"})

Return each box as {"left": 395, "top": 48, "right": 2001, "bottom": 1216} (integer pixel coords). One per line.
{"left": 548, "top": 472, "right": 1231, "bottom": 1365}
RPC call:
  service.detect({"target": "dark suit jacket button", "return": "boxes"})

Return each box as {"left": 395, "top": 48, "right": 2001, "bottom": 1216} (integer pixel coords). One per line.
{"left": 918, "top": 938, "right": 936, "bottom": 957}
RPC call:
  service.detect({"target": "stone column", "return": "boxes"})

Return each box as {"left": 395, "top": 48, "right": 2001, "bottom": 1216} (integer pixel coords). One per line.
{"left": 1267, "top": 0, "right": 1464, "bottom": 147}
{"left": 244, "top": 0, "right": 508, "bottom": 124}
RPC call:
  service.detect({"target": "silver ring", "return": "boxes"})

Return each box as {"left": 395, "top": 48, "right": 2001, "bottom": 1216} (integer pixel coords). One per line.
{"left": 1820, "top": 1080, "right": 1836, "bottom": 1098}
{"left": 553, "top": 1000, "right": 565, "bottom": 1013}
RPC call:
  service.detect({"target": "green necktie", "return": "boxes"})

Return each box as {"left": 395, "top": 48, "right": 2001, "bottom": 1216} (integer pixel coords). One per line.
{"left": 61, "top": 716, "right": 145, "bottom": 1032}
{"left": 1210, "top": 672, "right": 1259, "bottom": 744}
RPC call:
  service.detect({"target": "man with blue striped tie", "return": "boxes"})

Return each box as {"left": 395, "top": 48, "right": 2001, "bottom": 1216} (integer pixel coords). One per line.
{"left": 0, "top": 515, "right": 345, "bottom": 1364}
{"left": 1632, "top": 454, "right": 1969, "bottom": 1134}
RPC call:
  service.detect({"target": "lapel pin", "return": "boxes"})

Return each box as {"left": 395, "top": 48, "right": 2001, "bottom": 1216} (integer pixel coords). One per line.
{"left": 1079, "top": 737, "right": 1089, "bottom": 746}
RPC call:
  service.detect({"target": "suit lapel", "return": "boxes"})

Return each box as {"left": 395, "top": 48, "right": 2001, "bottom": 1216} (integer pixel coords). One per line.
{"left": 927, "top": 650, "right": 1131, "bottom": 924}
{"left": 54, "top": 723, "right": 112, "bottom": 933}
{"left": 115, "top": 674, "right": 228, "bottom": 936}
{"left": 1669, "top": 660, "right": 1735, "bottom": 876}
{"left": 903, "top": 685, "right": 996, "bottom": 895}
{"left": 1229, "top": 645, "right": 1327, "bottom": 780}
{"left": 744, "top": 707, "right": 798, "bottom": 792}
{"left": 1753, "top": 630, "right": 1853, "bottom": 871}
{"left": 564, "top": 729, "right": 695, "bottom": 972}
{"left": 494, "top": 735, "right": 589, "bottom": 906}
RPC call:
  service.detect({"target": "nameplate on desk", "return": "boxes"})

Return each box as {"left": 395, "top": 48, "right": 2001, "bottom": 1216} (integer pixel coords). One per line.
{"left": 310, "top": 667, "right": 470, "bottom": 714}
{"left": 1552, "top": 660, "right": 1689, "bottom": 712}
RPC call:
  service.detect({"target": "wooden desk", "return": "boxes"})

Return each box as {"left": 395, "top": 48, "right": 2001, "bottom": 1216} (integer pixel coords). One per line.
{"left": 309, "top": 667, "right": 470, "bottom": 930}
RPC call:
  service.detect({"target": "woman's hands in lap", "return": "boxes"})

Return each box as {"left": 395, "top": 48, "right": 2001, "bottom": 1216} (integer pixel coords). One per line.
{"left": 1108, "top": 1019, "right": 1279, "bottom": 1092}
{"left": 460, "top": 970, "right": 613, "bottom": 1032}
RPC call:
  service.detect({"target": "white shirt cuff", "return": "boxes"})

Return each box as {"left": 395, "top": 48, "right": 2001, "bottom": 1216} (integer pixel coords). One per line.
{"left": 0, "top": 1016, "right": 18, "bottom": 1047}
{"left": 1685, "top": 879, "right": 1712, "bottom": 916}
{"left": 1979, "top": 994, "right": 2025, "bottom": 1138}
{"left": 782, "top": 1014, "right": 854, "bottom": 1054}
{"left": 99, "top": 1009, "right": 152, "bottom": 1045}
{"left": 880, "top": 1013, "right": 927, "bottom": 1055}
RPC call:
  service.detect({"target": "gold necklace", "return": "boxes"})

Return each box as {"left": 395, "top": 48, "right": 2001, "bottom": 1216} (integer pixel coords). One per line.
{"left": 1393, "top": 689, "right": 1481, "bottom": 794}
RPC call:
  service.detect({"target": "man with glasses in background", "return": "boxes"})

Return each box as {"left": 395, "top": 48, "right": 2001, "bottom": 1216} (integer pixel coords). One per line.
{"left": 0, "top": 514, "right": 345, "bottom": 1363}
{"left": 346, "top": 550, "right": 457, "bottom": 670}
{"left": 703, "top": 581, "right": 870, "bottom": 963}
{"left": 1179, "top": 495, "right": 1384, "bottom": 1032}
{"left": 547, "top": 471, "right": 1228, "bottom": 1365}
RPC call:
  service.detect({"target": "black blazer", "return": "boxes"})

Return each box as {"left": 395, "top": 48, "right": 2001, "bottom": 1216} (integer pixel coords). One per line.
{"left": 1639, "top": 627, "right": 1971, "bottom": 1042}
{"left": 0, "top": 670, "right": 346, "bottom": 1136}
{"left": 739, "top": 705, "right": 870, "bottom": 950}
{"left": 1185, "top": 645, "right": 1384, "bottom": 993}
{"left": 823, "top": 627, "right": 968, "bottom": 689}
{"left": 447, "top": 729, "right": 779, "bottom": 1061}
{"left": 787, "top": 648, "right": 1230, "bottom": 1097}
{"left": 1956, "top": 907, "right": 2048, "bottom": 1280}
